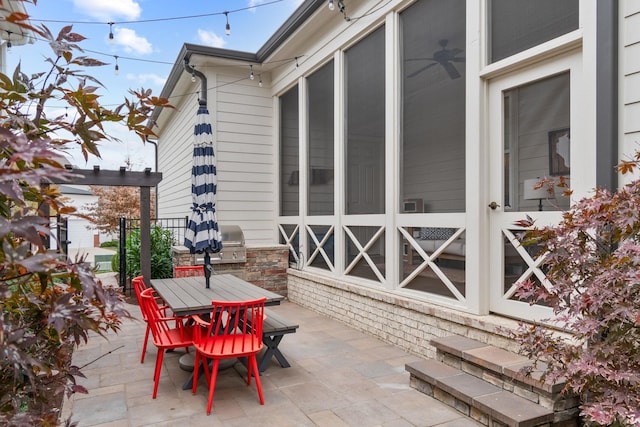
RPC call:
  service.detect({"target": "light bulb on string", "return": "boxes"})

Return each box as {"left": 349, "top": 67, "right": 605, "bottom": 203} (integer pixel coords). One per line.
{"left": 249, "top": 65, "right": 254, "bottom": 80}
{"left": 5, "top": 31, "right": 12, "bottom": 51}
{"left": 328, "top": 0, "right": 335, "bottom": 11}
{"left": 258, "top": 75, "right": 263, "bottom": 87}
{"left": 191, "top": 73, "right": 196, "bottom": 82}
{"left": 114, "top": 56, "right": 119, "bottom": 75}
{"left": 108, "top": 22, "right": 114, "bottom": 45}
{"left": 224, "top": 12, "right": 231, "bottom": 36}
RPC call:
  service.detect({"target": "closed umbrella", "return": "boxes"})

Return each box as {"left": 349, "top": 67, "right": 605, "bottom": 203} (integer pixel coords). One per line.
{"left": 184, "top": 104, "right": 222, "bottom": 288}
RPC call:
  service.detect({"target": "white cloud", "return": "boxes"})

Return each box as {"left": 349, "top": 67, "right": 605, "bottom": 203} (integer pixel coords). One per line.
{"left": 126, "top": 72, "right": 167, "bottom": 87}
{"left": 248, "top": 0, "right": 264, "bottom": 11}
{"left": 114, "top": 27, "right": 152, "bottom": 55}
{"left": 197, "top": 29, "right": 226, "bottom": 48}
{"left": 72, "top": 0, "right": 142, "bottom": 21}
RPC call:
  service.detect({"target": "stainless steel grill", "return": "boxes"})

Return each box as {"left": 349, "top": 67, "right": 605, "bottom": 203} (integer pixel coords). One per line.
{"left": 195, "top": 225, "right": 246, "bottom": 264}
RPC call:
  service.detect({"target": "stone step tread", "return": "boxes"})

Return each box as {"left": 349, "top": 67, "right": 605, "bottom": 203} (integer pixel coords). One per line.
{"left": 406, "top": 359, "right": 554, "bottom": 427}
{"left": 431, "top": 336, "right": 565, "bottom": 394}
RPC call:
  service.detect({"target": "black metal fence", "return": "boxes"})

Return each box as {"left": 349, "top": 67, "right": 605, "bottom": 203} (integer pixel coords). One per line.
{"left": 118, "top": 216, "right": 188, "bottom": 291}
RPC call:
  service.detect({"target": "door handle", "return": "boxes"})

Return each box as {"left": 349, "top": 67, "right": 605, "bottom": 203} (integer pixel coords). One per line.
{"left": 488, "top": 201, "right": 500, "bottom": 210}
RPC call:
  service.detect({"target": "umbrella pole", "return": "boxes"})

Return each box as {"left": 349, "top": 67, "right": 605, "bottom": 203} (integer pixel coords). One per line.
{"left": 204, "top": 252, "right": 211, "bottom": 288}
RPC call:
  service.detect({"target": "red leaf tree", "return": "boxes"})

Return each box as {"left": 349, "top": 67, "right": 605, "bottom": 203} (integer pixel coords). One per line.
{"left": 513, "top": 158, "right": 640, "bottom": 426}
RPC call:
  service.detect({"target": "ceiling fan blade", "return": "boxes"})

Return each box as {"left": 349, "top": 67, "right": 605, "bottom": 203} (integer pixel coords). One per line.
{"left": 449, "top": 57, "right": 465, "bottom": 63}
{"left": 405, "top": 57, "right": 436, "bottom": 63}
{"left": 441, "top": 61, "right": 461, "bottom": 79}
{"left": 407, "top": 62, "right": 438, "bottom": 78}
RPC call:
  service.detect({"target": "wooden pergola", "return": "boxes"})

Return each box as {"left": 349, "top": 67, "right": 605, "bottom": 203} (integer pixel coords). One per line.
{"left": 47, "top": 166, "right": 163, "bottom": 285}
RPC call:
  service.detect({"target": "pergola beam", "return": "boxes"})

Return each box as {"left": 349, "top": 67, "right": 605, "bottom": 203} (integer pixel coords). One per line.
{"left": 46, "top": 168, "right": 163, "bottom": 286}
{"left": 49, "top": 167, "right": 162, "bottom": 187}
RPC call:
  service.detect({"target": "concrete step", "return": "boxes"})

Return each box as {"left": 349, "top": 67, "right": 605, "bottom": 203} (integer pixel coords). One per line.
{"left": 406, "top": 359, "right": 555, "bottom": 427}
{"left": 406, "top": 336, "right": 580, "bottom": 426}
{"left": 430, "top": 336, "right": 571, "bottom": 398}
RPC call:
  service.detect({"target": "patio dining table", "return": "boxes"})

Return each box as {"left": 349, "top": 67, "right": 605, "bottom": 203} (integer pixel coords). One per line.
{"left": 150, "top": 274, "right": 284, "bottom": 389}
{"left": 150, "top": 274, "right": 284, "bottom": 316}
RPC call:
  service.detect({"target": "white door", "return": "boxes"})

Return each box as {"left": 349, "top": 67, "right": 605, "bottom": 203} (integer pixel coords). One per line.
{"left": 488, "top": 52, "right": 580, "bottom": 321}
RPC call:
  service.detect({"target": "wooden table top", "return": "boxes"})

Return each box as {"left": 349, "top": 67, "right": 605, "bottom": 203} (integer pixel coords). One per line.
{"left": 150, "top": 274, "right": 284, "bottom": 317}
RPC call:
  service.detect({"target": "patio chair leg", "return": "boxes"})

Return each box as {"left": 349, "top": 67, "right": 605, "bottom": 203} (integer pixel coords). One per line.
{"left": 152, "top": 350, "right": 165, "bottom": 399}
{"left": 249, "top": 355, "right": 264, "bottom": 405}
{"left": 192, "top": 352, "right": 201, "bottom": 394}
{"left": 141, "top": 325, "right": 150, "bottom": 363}
{"left": 206, "top": 359, "right": 220, "bottom": 415}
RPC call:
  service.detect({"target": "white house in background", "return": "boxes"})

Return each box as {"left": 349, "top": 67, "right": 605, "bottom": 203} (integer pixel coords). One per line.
{"left": 151, "top": 0, "right": 639, "bottom": 351}
{"left": 58, "top": 185, "right": 100, "bottom": 249}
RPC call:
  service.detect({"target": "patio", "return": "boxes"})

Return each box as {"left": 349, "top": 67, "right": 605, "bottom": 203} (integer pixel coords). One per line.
{"left": 61, "top": 289, "right": 482, "bottom": 426}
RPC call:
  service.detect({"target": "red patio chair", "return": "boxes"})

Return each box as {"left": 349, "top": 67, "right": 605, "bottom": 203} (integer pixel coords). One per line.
{"left": 191, "top": 297, "right": 267, "bottom": 415}
{"left": 139, "top": 287, "right": 194, "bottom": 398}
{"left": 174, "top": 265, "right": 204, "bottom": 277}
{"left": 132, "top": 276, "right": 155, "bottom": 363}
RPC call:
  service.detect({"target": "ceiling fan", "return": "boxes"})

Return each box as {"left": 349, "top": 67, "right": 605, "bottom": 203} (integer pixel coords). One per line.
{"left": 406, "top": 39, "right": 464, "bottom": 80}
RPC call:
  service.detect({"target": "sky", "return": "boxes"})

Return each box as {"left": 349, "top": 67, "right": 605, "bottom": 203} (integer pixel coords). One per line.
{"left": 6, "top": 0, "right": 304, "bottom": 171}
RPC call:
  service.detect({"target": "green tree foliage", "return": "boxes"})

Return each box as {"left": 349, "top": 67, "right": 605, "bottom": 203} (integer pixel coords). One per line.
{"left": 513, "top": 158, "right": 640, "bottom": 426}
{"left": 0, "top": 5, "right": 172, "bottom": 425}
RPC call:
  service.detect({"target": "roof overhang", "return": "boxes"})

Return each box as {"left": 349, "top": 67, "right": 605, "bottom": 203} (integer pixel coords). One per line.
{"left": 148, "top": 0, "right": 325, "bottom": 129}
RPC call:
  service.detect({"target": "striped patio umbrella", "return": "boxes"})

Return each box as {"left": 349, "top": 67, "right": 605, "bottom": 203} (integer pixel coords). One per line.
{"left": 184, "top": 104, "right": 222, "bottom": 288}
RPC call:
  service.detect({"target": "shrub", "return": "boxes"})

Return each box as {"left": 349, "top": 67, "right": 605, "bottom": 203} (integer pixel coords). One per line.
{"left": 100, "top": 240, "right": 119, "bottom": 248}
{"left": 111, "top": 250, "right": 120, "bottom": 273}
{"left": 513, "top": 164, "right": 640, "bottom": 426}
{"left": 125, "top": 225, "right": 175, "bottom": 279}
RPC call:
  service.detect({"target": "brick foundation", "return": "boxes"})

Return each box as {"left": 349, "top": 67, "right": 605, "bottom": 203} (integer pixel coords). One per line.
{"left": 287, "top": 269, "right": 529, "bottom": 358}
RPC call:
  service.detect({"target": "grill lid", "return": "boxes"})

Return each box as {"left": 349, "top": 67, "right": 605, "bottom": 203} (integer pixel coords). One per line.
{"left": 220, "top": 224, "right": 244, "bottom": 246}
{"left": 194, "top": 224, "right": 246, "bottom": 264}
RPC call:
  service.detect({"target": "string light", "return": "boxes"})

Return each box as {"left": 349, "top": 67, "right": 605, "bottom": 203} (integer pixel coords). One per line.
{"left": 337, "top": 0, "right": 351, "bottom": 21}
{"left": 191, "top": 72, "right": 196, "bottom": 82}
{"left": 30, "top": 0, "right": 286, "bottom": 25}
{"left": 5, "top": 31, "right": 11, "bottom": 51}
{"left": 328, "top": 0, "right": 335, "bottom": 11}
{"left": 114, "top": 55, "right": 119, "bottom": 75}
{"left": 249, "top": 65, "right": 254, "bottom": 80}
{"left": 224, "top": 12, "right": 231, "bottom": 36}
{"left": 258, "top": 75, "right": 263, "bottom": 87}
{"left": 108, "top": 22, "right": 114, "bottom": 44}
{"left": 295, "top": 56, "right": 299, "bottom": 67}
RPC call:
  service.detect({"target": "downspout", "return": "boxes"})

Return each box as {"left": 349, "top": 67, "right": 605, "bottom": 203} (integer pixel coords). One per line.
{"left": 183, "top": 58, "right": 207, "bottom": 107}
{"left": 595, "top": 0, "right": 618, "bottom": 191}
{"left": 145, "top": 136, "right": 158, "bottom": 218}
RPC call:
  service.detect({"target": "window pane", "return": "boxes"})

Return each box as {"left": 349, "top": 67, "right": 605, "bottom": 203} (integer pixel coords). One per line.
{"left": 401, "top": 0, "right": 465, "bottom": 214}
{"left": 308, "top": 61, "right": 334, "bottom": 216}
{"left": 279, "top": 224, "right": 300, "bottom": 267}
{"left": 503, "top": 72, "right": 570, "bottom": 212}
{"left": 400, "top": 226, "right": 465, "bottom": 299}
{"left": 345, "top": 27, "right": 385, "bottom": 215}
{"left": 280, "top": 86, "right": 299, "bottom": 216}
{"left": 489, "top": 0, "right": 578, "bottom": 63}
{"left": 307, "top": 225, "right": 334, "bottom": 270}
{"left": 345, "top": 226, "right": 385, "bottom": 282}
